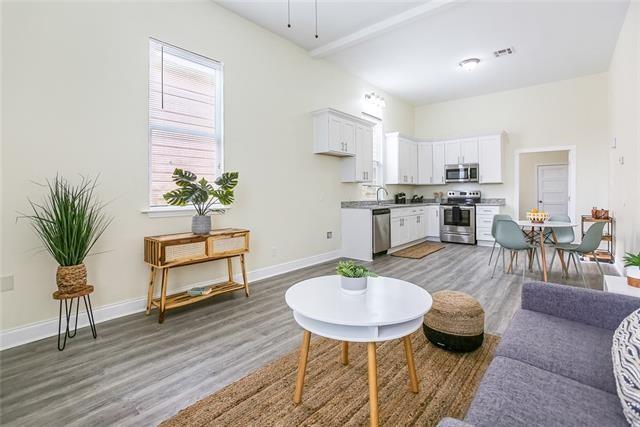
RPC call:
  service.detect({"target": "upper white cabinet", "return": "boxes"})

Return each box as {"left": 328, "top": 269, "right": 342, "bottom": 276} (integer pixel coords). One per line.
{"left": 313, "top": 108, "right": 373, "bottom": 157}
{"left": 385, "top": 131, "right": 505, "bottom": 186}
{"left": 444, "top": 137, "right": 478, "bottom": 165}
{"left": 385, "top": 133, "right": 418, "bottom": 185}
{"left": 478, "top": 134, "right": 504, "bottom": 184}
{"left": 417, "top": 142, "right": 433, "bottom": 185}
{"left": 341, "top": 124, "right": 373, "bottom": 182}
{"left": 445, "top": 140, "right": 460, "bottom": 165}
{"left": 432, "top": 142, "right": 446, "bottom": 184}
{"left": 460, "top": 137, "right": 479, "bottom": 164}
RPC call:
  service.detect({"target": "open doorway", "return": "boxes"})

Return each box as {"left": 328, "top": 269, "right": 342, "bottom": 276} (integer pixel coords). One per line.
{"left": 514, "top": 146, "right": 576, "bottom": 221}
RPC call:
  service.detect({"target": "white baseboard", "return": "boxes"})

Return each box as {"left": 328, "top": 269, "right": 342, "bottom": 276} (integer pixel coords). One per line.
{"left": 0, "top": 249, "right": 342, "bottom": 351}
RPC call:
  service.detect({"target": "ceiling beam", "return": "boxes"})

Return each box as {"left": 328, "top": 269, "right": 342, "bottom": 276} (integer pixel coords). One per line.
{"left": 309, "top": 0, "right": 464, "bottom": 58}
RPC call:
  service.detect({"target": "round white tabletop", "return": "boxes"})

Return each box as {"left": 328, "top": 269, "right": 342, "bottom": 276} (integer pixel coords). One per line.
{"left": 515, "top": 220, "right": 577, "bottom": 228}
{"left": 285, "top": 275, "right": 432, "bottom": 342}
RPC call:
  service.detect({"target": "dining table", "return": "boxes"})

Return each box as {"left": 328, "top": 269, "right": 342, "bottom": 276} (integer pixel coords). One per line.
{"left": 515, "top": 220, "right": 578, "bottom": 282}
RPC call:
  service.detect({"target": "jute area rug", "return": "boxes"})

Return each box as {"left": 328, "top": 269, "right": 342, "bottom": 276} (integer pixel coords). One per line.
{"left": 391, "top": 242, "right": 446, "bottom": 259}
{"left": 162, "top": 332, "right": 499, "bottom": 426}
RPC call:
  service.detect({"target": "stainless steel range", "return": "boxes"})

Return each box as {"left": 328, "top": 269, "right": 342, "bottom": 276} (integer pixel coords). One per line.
{"left": 439, "top": 190, "right": 481, "bottom": 245}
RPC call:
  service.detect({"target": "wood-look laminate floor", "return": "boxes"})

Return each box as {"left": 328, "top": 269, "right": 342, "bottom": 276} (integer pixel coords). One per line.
{"left": 0, "top": 244, "right": 616, "bottom": 426}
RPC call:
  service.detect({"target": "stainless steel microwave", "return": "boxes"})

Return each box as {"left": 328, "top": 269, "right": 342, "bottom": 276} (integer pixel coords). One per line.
{"left": 445, "top": 164, "right": 479, "bottom": 183}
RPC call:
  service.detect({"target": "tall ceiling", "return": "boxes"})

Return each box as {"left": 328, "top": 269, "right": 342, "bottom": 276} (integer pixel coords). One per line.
{"left": 216, "top": 0, "right": 630, "bottom": 105}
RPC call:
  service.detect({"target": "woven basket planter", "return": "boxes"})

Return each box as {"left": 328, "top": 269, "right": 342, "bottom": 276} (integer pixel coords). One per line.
{"left": 56, "top": 264, "right": 88, "bottom": 293}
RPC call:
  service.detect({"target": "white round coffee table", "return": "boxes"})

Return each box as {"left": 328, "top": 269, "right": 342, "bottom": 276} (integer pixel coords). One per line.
{"left": 285, "top": 275, "right": 432, "bottom": 427}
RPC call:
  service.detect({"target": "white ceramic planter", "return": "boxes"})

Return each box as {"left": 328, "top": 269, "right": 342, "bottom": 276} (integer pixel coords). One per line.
{"left": 626, "top": 266, "right": 640, "bottom": 288}
{"left": 340, "top": 276, "right": 368, "bottom": 295}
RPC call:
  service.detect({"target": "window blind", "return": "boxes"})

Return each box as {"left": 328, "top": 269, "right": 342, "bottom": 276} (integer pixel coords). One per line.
{"left": 148, "top": 39, "right": 223, "bottom": 207}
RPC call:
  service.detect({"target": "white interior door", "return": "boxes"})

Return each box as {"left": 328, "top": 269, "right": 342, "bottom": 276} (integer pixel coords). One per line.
{"left": 537, "top": 164, "right": 568, "bottom": 216}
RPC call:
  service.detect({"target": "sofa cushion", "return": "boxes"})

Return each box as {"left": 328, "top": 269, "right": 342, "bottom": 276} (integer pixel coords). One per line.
{"left": 496, "top": 309, "right": 617, "bottom": 393}
{"left": 612, "top": 308, "right": 640, "bottom": 425}
{"left": 465, "top": 356, "right": 628, "bottom": 427}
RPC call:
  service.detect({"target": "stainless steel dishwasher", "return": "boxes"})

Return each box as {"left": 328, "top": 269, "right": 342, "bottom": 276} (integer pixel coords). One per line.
{"left": 372, "top": 208, "right": 391, "bottom": 255}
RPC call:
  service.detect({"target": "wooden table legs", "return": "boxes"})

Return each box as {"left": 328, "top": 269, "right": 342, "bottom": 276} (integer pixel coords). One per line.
{"left": 539, "top": 228, "right": 548, "bottom": 282}
{"left": 367, "top": 342, "right": 379, "bottom": 427}
{"left": 293, "top": 331, "right": 419, "bottom": 427}
{"left": 293, "top": 330, "right": 311, "bottom": 404}
{"left": 403, "top": 336, "right": 419, "bottom": 393}
{"left": 146, "top": 266, "right": 156, "bottom": 315}
{"left": 342, "top": 341, "right": 349, "bottom": 365}
{"left": 159, "top": 268, "right": 169, "bottom": 323}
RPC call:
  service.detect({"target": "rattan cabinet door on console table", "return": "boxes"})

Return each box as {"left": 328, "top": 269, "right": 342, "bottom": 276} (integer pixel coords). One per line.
{"left": 144, "top": 228, "right": 250, "bottom": 323}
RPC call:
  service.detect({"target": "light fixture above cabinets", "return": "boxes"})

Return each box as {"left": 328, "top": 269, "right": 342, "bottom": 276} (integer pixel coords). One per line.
{"left": 364, "top": 92, "right": 386, "bottom": 108}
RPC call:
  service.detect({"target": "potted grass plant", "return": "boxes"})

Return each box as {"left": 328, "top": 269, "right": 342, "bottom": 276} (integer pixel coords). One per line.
{"left": 336, "top": 260, "right": 377, "bottom": 295}
{"left": 623, "top": 252, "right": 640, "bottom": 288}
{"left": 21, "top": 176, "right": 112, "bottom": 293}
{"left": 163, "top": 169, "right": 239, "bottom": 235}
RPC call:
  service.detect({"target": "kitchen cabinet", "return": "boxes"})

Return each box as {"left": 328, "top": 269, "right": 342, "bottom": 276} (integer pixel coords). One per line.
{"left": 341, "top": 124, "right": 373, "bottom": 182}
{"left": 391, "top": 217, "right": 411, "bottom": 247}
{"left": 460, "top": 137, "right": 479, "bottom": 164}
{"left": 313, "top": 108, "right": 373, "bottom": 157}
{"left": 476, "top": 205, "right": 501, "bottom": 244}
{"left": 390, "top": 207, "right": 429, "bottom": 247}
{"left": 385, "top": 133, "right": 418, "bottom": 185}
{"left": 425, "top": 206, "right": 440, "bottom": 238}
{"left": 444, "top": 138, "right": 478, "bottom": 165}
{"left": 417, "top": 143, "right": 434, "bottom": 185}
{"left": 432, "top": 142, "right": 446, "bottom": 184}
{"left": 478, "top": 134, "right": 504, "bottom": 183}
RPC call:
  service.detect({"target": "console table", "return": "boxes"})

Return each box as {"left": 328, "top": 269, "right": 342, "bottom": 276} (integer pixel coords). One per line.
{"left": 144, "top": 228, "right": 250, "bottom": 323}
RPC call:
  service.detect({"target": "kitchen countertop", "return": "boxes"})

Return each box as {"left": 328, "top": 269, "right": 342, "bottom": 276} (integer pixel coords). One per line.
{"left": 341, "top": 200, "right": 440, "bottom": 210}
{"left": 341, "top": 198, "right": 506, "bottom": 209}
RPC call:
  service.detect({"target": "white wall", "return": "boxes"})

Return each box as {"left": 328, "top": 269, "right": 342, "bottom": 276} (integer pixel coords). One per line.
{"left": 413, "top": 73, "right": 610, "bottom": 221}
{"left": 608, "top": 2, "right": 640, "bottom": 264}
{"left": 0, "top": 1, "right": 414, "bottom": 331}
{"left": 518, "top": 151, "right": 569, "bottom": 219}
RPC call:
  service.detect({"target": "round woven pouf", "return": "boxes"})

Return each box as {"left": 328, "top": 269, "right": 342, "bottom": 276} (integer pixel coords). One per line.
{"left": 423, "top": 290, "right": 484, "bottom": 352}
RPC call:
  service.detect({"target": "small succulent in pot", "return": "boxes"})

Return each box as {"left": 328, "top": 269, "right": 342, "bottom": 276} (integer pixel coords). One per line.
{"left": 163, "top": 169, "right": 239, "bottom": 235}
{"left": 623, "top": 252, "right": 640, "bottom": 288}
{"left": 336, "top": 260, "right": 377, "bottom": 295}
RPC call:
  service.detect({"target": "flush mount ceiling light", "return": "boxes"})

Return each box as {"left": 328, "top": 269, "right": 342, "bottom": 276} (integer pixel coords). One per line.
{"left": 365, "top": 92, "right": 386, "bottom": 108}
{"left": 458, "top": 58, "right": 480, "bottom": 72}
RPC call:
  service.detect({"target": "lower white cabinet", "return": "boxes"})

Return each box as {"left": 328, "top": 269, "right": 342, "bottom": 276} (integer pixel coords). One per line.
{"left": 425, "top": 206, "right": 440, "bottom": 238}
{"left": 390, "top": 206, "right": 439, "bottom": 247}
{"left": 391, "top": 217, "right": 411, "bottom": 247}
{"left": 476, "top": 205, "right": 501, "bottom": 244}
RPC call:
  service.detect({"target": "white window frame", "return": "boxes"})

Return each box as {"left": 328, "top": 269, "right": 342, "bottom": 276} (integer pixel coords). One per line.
{"left": 145, "top": 38, "right": 224, "bottom": 215}
{"left": 361, "top": 118, "right": 384, "bottom": 199}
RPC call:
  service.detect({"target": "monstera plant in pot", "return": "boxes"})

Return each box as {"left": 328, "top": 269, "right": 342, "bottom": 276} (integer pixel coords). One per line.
{"left": 163, "top": 169, "right": 239, "bottom": 235}
{"left": 22, "top": 176, "right": 112, "bottom": 293}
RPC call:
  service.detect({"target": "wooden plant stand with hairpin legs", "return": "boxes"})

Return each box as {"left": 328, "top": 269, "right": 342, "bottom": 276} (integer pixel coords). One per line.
{"left": 144, "top": 229, "right": 250, "bottom": 323}
{"left": 53, "top": 285, "right": 97, "bottom": 351}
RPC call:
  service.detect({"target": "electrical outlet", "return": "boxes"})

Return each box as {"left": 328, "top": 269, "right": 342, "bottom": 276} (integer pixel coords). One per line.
{"left": 326, "top": 231, "right": 333, "bottom": 239}
{"left": 1, "top": 275, "right": 14, "bottom": 292}
{"left": 271, "top": 246, "right": 277, "bottom": 258}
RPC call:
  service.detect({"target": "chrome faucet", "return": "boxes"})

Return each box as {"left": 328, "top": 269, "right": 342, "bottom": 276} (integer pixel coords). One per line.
{"left": 376, "top": 187, "right": 389, "bottom": 204}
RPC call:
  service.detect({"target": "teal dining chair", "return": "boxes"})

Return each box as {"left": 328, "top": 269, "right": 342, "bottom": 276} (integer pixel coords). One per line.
{"left": 491, "top": 219, "right": 541, "bottom": 283}
{"left": 547, "top": 214, "right": 575, "bottom": 272}
{"left": 487, "top": 214, "right": 512, "bottom": 266}
{"left": 553, "top": 221, "right": 606, "bottom": 287}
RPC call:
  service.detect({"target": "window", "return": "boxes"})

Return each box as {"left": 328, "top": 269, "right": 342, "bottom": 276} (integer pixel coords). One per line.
{"left": 361, "top": 120, "right": 384, "bottom": 199}
{"left": 148, "top": 39, "right": 223, "bottom": 207}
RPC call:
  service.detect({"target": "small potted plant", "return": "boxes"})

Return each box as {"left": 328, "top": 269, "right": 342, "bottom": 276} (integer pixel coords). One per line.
{"left": 336, "top": 260, "right": 377, "bottom": 295}
{"left": 163, "top": 169, "right": 239, "bottom": 235}
{"left": 623, "top": 252, "right": 640, "bottom": 288}
{"left": 21, "top": 176, "right": 112, "bottom": 293}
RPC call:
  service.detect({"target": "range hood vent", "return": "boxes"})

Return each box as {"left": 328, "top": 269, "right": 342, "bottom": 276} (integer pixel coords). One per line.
{"left": 493, "top": 47, "right": 515, "bottom": 58}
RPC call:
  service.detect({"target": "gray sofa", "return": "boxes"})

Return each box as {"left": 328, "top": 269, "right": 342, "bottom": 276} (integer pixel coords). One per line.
{"left": 439, "top": 281, "right": 640, "bottom": 427}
